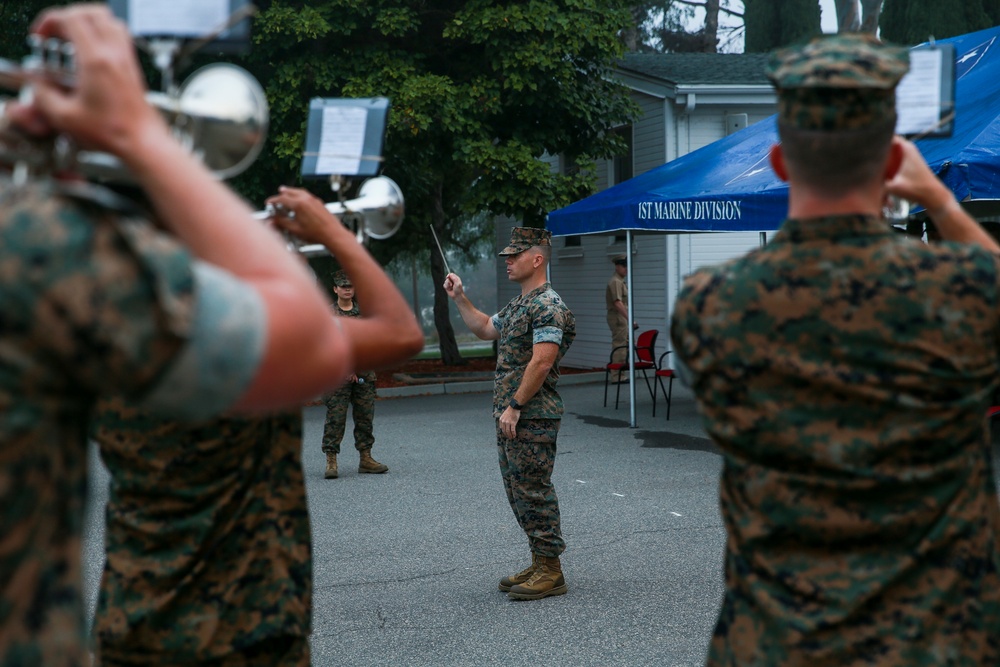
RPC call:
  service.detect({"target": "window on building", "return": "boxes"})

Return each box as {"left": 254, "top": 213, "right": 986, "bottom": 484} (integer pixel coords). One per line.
{"left": 565, "top": 236, "right": 581, "bottom": 247}
{"left": 612, "top": 125, "right": 633, "bottom": 185}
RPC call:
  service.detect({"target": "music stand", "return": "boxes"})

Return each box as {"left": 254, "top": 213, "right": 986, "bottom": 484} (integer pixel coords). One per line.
{"left": 301, "top": 97, "right": 390, "bottom": 180}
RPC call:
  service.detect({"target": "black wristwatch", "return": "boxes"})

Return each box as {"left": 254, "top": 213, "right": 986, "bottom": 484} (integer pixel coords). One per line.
{"left": 509, "top": 398, "right": 523, "bottom": 410}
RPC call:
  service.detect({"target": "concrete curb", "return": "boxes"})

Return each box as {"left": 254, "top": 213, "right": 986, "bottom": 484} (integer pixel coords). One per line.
{"left": 377, "top": 370, "right": 606, "bottom": 399}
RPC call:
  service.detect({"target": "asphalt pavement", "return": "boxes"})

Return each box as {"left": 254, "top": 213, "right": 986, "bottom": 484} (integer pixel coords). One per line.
{"left": 83, "top": 376, "right": 728, "bottom": 667}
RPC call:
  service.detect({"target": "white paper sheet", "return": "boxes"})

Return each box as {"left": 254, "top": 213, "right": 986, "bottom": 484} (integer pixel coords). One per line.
{"left": 896, "top": 49, "right": 947, "bottom": 136}
{"left": 316, "top": 106, "right": 368, "bottom": 175}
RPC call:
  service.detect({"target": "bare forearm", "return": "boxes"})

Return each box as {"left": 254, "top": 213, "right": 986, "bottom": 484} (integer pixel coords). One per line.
{"left": 124, "top": 132, "right": 321, "bottom": 284}
{"left": 926, "top": 194, "right": 1000, "bottom": 252}
{"left": 514, "top": 357, "right": 552, "bottom": 404}
{"left": 453, "top": 293, "right": 496, "bottom": 340}
{"left": 614, "top": 300, "right": 628, "bottom": 319}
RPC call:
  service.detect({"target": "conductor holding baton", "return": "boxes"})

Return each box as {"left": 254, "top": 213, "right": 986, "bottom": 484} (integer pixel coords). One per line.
{"left": 444, "top": 227, "right": 575, "bottom": 601}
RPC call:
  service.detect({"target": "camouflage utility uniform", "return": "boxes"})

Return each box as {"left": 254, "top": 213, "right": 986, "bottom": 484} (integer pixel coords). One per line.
{"left": 90, "top": 404, "right": 311, "bottom": 666}
{"left": 672, "top": 214, "right": 1000, "bottom": 664}
{"left": 493, "top": 283, "right": 575, "bottom": 557}
{"left": 0, "top": 181, "right": 263, "bottom": 666}
{"left": 322, "top": 300, "right": 377, "bottom": 455}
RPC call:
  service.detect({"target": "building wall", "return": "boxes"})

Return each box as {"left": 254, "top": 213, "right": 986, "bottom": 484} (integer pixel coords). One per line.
{"left": 493, "top": 86, "right": 777, "bottom": 370}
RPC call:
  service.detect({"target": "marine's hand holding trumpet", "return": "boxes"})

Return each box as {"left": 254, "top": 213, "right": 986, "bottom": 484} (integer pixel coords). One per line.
{"left": 6, "top": 4, "right": 169, "bottom": 164}
{"left": 265, "top": 186, "right": 351, "bottom": 247}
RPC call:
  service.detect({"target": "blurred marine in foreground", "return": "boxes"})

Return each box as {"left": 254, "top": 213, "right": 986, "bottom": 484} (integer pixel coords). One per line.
{"left": 90, "top": 188, "right": 409, "bottom": 666}
{"left": 671, "top": 34, "right": 1000, "bottom": 665}
{"left": 0, "top": 5, "right": 422, "bottom": 665}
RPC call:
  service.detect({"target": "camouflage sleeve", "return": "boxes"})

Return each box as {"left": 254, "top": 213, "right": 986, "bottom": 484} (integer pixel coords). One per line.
{"left": 529, "top": 295, "right": 567, "bottom": 345}
{"left": 533, "top": 326, "right": 563, "bottom": 345}
{"left": 16, "top": 195, "right": 196, "bottom": 397}
{"left": 136, "top": 261, "right": 265, "bottom": 420}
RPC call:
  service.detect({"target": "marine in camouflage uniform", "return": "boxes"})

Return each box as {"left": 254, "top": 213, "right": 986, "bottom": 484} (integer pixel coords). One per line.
{"left": 671, "top": 34, "right": 1000, "bottom": 665}
{"left": 90, "top": 402, "right": 312, "bottom": 666}
{"left": 321, "top": 270, "right": 386, "bottom": 478}
{"left": 0, "top": 180, "right": 266, "bottom": 666}
{"left": 446, "top": 227, "right": 575, "bottom": 601}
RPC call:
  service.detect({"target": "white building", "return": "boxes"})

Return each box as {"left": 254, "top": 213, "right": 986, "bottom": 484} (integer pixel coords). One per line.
{"left": 496, "top": 53, "right": 779, "bottom": 369}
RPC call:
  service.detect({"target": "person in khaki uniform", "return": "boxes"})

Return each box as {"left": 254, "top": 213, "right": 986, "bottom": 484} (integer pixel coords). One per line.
{"left": 605, "top": 254, "right": 634, "bottom": 382}
{"left": 671, "top": 33, "right": 1000, "bottom": 665}
{"left": 321, "top": 270, "right": 387, "bottom": 478}
{"left": 445, "top": 227, "right": 575, "bottom": 601}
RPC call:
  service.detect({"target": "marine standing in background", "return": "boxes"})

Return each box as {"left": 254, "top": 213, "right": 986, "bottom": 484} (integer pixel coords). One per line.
{"left": 322, "top": 270, "right": 387, "bottom": 479}
{"left": 605, "top": 253, "right": 634, "bottom": 382}
{"left": 444, "top": 227, "right": 575, "bottom": 601}
{"left": 671, "top": 34, "right": 1000, "bottom": 665}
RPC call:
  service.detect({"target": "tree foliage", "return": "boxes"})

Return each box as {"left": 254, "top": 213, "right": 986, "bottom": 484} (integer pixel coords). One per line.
{"left": 229, "top": 0, "right": 638, "bottom": 363}
{"left": 625, "top": 0, "right": 750, "bottom": 53}
{"left": 880, "top": 0, "right": 1000, "bottom": 45}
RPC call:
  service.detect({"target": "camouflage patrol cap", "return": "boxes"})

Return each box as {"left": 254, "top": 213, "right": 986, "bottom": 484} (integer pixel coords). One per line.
{"left": 333, "top": 270, "right": 353, "bottom": 287}
{"left": 498, "top": 227, "right": 552, "bottom": 256}
{"left": 767, "top": 33, "right": 909, "bottom": 131}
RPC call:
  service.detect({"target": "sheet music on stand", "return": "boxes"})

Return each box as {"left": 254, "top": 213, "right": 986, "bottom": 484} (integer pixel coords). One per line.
{"left": 108, "top": 0, "right": 252, "bottom": 53}
{"left": 896, "top": 42, "right": 955, "bottom": 138}
{"left": 301, "top": 98, "right": 390, "bottom": 178}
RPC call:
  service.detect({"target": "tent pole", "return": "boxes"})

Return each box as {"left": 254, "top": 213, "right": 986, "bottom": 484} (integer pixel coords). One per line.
{"left": 627, "top": 230, "right": 636, "bottom": 428}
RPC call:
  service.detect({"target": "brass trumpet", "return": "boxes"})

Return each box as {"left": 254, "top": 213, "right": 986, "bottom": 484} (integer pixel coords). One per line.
{"left": 0, "top": 38, "right": 268, "bottom": 183}
{"left": 256, "top": 176, "right": 405, "bottom": 256}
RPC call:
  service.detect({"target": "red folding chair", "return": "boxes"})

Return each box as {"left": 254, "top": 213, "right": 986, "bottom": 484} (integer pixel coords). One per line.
{"left": 652, "top": 351, "right": 675, "bottom": 420}
{"left": 604, "top": 329, "right": 657, "bottom": 409}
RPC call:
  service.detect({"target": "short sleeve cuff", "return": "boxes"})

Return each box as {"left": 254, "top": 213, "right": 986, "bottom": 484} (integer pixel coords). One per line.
{"left": 533, "top": 326, "right": 563, "bottom": 345}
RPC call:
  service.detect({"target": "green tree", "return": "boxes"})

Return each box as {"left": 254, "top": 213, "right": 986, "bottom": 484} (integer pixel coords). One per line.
{"left": 234, "top": 0, "right": 637, "bottom": 364}
{"left": 624, "top": 1, "right": 747, "bottom": 53}
{"left": 881, "top": 0, "right": 995, "bottom": 45}
{"left": 743, "top": 0, "right": 821, "bottom": 52}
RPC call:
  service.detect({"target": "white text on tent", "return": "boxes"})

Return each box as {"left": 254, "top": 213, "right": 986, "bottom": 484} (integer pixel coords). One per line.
{"left": 637, "top": 200, "right": 742, "bottom": 221}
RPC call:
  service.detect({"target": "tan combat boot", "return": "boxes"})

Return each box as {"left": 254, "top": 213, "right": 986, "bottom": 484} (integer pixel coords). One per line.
{"left": 358, "top": 450, "right": 388, "bottom": 474}
{"left": 499, "top": 553, "right": 538, "bottom": 592}
{"left": 324, "top": 452, "right": 338, "bottom": 479}
{"left": 507, "top": 555, "right": 567, "bottom": 601}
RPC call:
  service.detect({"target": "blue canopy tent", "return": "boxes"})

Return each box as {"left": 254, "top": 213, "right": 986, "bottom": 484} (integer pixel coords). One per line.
{"left": 548, "top": 115, "right": 785, "bottom": 236}
{"left": 548, "top": 24, "right": 1000, "bottom": 237}
{"left": 550, "top": 25, "right": 1000, "bottom": 425}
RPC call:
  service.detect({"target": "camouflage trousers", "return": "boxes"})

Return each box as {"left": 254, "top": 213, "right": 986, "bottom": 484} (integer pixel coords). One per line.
{"left": 496, "top": 418, "right": 564, "bottom": 558}
{"left": 322, "top": 371, "right": 376, "bottom": 455}
{"left": 98, "top": 634, "right": 309, "bottom": 666}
